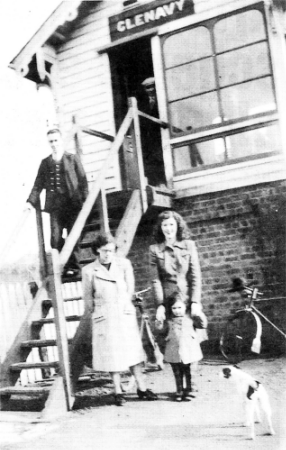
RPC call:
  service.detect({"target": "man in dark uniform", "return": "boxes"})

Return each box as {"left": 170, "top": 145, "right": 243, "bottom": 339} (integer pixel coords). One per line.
{"left": 140, "top": 77, "right": 166, "bottom": 187}
{"left": 26, "top": 128, "right": 89, "bottom": 277}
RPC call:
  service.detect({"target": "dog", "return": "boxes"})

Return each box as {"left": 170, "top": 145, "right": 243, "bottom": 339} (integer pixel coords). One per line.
{"left": 221, "top": 366, "right": 275, "bottom": 440}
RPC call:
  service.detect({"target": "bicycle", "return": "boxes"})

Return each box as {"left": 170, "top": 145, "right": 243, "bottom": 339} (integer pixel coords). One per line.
{"left": 220, "top": 278, "right": 286, "bottom": 363}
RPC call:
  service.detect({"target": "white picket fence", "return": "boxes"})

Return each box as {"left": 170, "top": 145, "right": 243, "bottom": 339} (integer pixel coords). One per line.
{"left": 0, "top": 280, "right": 84, "bottom": 386}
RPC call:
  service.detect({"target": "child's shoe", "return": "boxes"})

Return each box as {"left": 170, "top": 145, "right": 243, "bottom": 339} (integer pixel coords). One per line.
{"left": 183, "top": 389, "right": 195, "bottom": 401}
{"left": 175, "top": 392, "right": 183, "bottom": 402}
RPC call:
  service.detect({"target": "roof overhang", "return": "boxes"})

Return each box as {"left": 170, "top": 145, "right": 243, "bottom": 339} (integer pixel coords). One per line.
{"left": 10, "top": 1, "right": 83, "bottom": 79}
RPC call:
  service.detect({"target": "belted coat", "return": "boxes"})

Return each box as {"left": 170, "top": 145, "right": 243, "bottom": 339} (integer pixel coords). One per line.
{"left": 149, "top": 239, "right": 202, "bottom": 317}
{"left": 82, "top": 257, "right": 145, "bottom": 372}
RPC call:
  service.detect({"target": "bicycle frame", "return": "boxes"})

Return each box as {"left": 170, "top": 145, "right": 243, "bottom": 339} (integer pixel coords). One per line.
{"left": 220, "top": 282, "right": 286, "bottom": 363}
{"left": 243, "top": 286, "right": 286, "bottom": 339}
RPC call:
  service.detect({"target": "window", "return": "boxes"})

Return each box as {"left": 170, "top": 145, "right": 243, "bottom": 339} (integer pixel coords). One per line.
{"left": 161, "top": 3, "right": 281, "bottom": 174}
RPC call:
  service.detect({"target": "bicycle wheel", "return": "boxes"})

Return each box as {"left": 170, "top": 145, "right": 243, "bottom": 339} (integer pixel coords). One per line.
{"left": 220, "top": 310, "right": 259, "bottom": 363}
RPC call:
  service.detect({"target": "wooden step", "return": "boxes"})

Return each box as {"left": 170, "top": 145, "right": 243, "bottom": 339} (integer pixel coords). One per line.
{"left": 10, "top": 361, "right": 59, "bottom": 371}
{"left": 21, "top": 339, "right": 58, "bottom": 348}
{"left": 0, "top": 386, "right": 50, "bottom": 396}
{"left": 80, "top": 217, "right": 119, "bottom": 249}
{"left": 83, "top": 221, "right": 101, "bottom": 233}
{"left": 21, "top": 338, "right": 71, "bottom": 348}
{"left": 61, "top": 275, "right": 82, "bottom": 283}
{"left": 79, "top": 239, "right": 94, "bottom": 249}
{"left": 79, "top": 257, "right": 94, "bottom": 266}
{"left": 42, "top": 295, "right": 82, "bottom": 308}
{"left": 33, "top": 315, "right": 81, "bottom": 326}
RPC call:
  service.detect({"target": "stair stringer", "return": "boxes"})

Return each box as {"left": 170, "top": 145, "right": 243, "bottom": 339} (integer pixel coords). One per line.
{"left": 115, "top": 189, "right": 145, "bottom": 257}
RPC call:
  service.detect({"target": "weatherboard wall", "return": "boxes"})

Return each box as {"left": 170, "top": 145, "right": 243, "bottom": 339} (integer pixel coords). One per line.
{"left": 56, "top": 1, "right": 122, "bottom": 192}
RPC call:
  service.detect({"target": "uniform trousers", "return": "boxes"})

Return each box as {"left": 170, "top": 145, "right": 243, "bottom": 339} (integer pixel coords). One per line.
{"left": 50, "top": 195, "right": 81, "bottom": 270}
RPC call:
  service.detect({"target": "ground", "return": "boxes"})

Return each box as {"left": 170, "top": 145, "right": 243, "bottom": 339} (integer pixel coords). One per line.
{"left": 0, "top": 356, "right": 285, "bottom": 450}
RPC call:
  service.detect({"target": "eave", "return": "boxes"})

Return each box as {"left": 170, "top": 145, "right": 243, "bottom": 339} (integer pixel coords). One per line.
{"left": 9, "top": 1, "right": 83, "bottom": 79}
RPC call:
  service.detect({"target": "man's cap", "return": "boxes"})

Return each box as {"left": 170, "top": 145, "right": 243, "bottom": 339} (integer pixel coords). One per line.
{"left": 141, "top": 77, "right": 155, "bottom": 87}
{"left": 47, "top": 127, "right": 61, "bottom": 135}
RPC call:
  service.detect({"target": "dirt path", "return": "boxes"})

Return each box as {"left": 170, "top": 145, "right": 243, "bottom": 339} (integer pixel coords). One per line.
{"left": 1, "top": 356, "right": 285, "bottom": 450}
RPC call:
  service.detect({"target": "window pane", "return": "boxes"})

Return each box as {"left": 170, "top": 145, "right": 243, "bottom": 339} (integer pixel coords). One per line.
{"left": 169, "top": 91, "right": 220, "bottom": 132}
{"left": 173, "top": 139, "right": 226, "bottom": 173}
{"left": 217, "top": 42, "right": 271, "bottom": 87}
{"left": 215, "top": 9, "right": 265, "bottom": 53}
{"left": 173, "top": 145, "right": 192, "bottom": 172}
{"left": 163, "top": 26, "right": 212, "bottom": 68}
{"left": 173, "top": 123, "right": 281, "bottom": 174}
{"left": 166, "top": 57, "right": 216, "bottom": 101}
{"left": 226, "top": 123, "right": 281, "bottom": 160}
{"left": 221, "top": 77, "right": 275, "bottom": 120}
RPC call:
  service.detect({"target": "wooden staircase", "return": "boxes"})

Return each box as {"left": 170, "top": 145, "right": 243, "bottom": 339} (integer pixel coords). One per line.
{"left": 0, "top": 97, "right": 174, "bottom": 414}
{"left": 0, "top": 280, "right": 83, "bottom": 411}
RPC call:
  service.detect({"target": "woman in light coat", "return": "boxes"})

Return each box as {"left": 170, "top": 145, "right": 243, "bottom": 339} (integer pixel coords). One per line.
{"left": 82, "top": 232, "right": 157, "bottom": 406}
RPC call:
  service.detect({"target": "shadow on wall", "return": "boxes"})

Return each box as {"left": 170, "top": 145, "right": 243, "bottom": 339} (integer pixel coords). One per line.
{"left": 247, "top": 195, "right": 286, "bottom": 296}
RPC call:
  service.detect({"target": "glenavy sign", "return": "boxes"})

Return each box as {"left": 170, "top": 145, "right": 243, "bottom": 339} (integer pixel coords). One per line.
{"left": 109, "top": 0, "right": 194, "bottom": 41}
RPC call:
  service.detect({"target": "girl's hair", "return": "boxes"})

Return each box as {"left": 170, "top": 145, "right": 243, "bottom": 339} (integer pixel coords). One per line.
{"left": 153, "top": 210, "right": 190, "bottom": 243}
{"left": 168, "top": 291, "right": 186, "bottom": 306}
{"left": 91, "top": 232, "right": 116, "bottom": 254}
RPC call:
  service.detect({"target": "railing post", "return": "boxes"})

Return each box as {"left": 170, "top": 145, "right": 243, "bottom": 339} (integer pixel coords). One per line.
{"left": 72, "top": 115, "right": 83, "bottom": 158}
{"left": 49, "top": 249, "right": 74, "bottom": 410}
{"left": 128, "top": 97, "right": 148, "bottom": 212}
{"left": 122, "top": 134, "right": 138, "bottom": 190}
{"left": 60, "top": 110, "right": 133, "bottom": 268}
{"left": 98, "top": 188, "right": 109, "bottom": 233}
{"left": 35, "top": 202, "right": 48, "bottom": 281}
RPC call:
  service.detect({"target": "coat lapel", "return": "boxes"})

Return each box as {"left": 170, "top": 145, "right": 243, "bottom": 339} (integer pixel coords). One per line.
{"left": 93, "top": 259, "right": 117, "bottom": 282}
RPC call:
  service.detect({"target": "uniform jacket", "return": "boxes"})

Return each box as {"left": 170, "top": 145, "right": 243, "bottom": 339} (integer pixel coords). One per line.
{"left": 27, "top": 153, "right": 88, "bottom": 212}
{"left": 149, "top": 239, "right": 201, "bottom": 316}
{"left": 140, "top": 96, "right": 161, "bottom": 162}
{"left": 162, "top": 316, "right": 203, "bottom": 364}
{"left": 82, "top": 257, "right": 145, "bottom": 372}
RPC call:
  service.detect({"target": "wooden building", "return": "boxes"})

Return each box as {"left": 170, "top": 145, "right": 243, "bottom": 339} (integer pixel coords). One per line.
{"left": 1, "top": 0, "right": 286, "bottom": 412}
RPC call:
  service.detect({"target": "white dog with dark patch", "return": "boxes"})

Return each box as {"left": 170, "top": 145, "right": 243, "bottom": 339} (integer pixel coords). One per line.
{"left": 221, "top": 366, "right": 275, "bottom": 440}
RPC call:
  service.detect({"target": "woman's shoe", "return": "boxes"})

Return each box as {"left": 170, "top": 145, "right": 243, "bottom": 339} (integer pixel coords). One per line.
{"left": 137, "top": 389, "right": 158, "bottom": 400}
{"left": 114, "top": 394, "right": 126, "bottom": 406}
{"left": 175, "top": 392, "right": 183, "bottom": 402}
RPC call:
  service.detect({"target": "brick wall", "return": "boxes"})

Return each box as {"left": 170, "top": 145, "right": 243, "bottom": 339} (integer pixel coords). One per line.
{"left": 128, "top": 180, "right": 286, "bottom": 355}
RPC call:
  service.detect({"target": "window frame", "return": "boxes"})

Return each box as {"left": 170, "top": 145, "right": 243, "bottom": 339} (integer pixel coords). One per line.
{"left": 171, "top": 117, "right": 280, "bottom": 176}
{"left": 160, "top": 1, "right": 280, "bottom": 175}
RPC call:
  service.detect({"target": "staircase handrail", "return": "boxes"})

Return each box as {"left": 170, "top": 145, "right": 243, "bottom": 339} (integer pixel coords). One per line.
{"left": 137, "top": 110, "right": 169, "bottom": 129}
{"left": 59, "top": 108, "right": 133, "bottom": 269}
